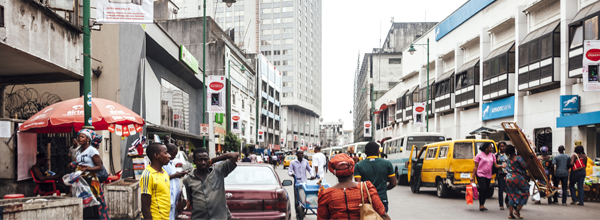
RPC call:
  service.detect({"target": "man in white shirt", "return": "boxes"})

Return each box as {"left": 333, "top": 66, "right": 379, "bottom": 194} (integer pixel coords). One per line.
{"left": 312, "top": 147, "right": 326, "bottom": 178}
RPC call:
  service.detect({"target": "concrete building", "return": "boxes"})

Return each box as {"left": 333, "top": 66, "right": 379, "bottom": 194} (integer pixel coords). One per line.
{"left": 250, "top": 54, "right": 283, "bottom": 151}
{"left": 319, "top": 120, "right": 343, "bottom": 147}
{"left": 374, "top": 0, "right": 600, "bottom": 158}
{"left": 353, "top": 22, "right": 438, "bottom": 143}
{"left": 338, "top": 130, "right": 354, "bottom": 146}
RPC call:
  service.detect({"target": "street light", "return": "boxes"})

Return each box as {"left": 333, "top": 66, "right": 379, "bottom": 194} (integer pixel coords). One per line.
{"left": 223, "top": 0, "right": 237, "bottom": 7}
{"left": 408, "top": 38, "right": 430, "bottom": 132}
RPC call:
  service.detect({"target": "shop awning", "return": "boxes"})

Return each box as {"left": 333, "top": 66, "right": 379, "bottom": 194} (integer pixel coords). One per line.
{"left": 457, "top": 59, "right": 480, "bottom": 74}
{"left": 485, "top": 41, "right": 515, "bottom": 61}
{"left": 438, "top": 69, "right": 455, "bottom": 82}
{"left": 557, "top": 111, "right": 600, "bottom": 128}
{"left": 420, "top": 78, "right": 436, "bottom": 89}
{"left": 379, "top": 104, "right": 388, "bottom": 111}
{"left": 146, "top": 122, "right": 204, "bottom": 140}
{"left": 570, "top": 1, "right": 600, "bottom": 25}
{"left": 469, "top": 125, "right": 504, "bottom": 135}
{"left": 521, "top": 20, "right": 560, "bottom": 45}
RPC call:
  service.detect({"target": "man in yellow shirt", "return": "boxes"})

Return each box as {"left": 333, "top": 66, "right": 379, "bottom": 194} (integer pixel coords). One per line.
{"left": 140, "top": 143, "right": 172, "bottom": 219}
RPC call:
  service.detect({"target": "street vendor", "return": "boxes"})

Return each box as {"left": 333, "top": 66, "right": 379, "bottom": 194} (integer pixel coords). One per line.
{"left": 31, "top": 153, "right": 68, "bottom": 193}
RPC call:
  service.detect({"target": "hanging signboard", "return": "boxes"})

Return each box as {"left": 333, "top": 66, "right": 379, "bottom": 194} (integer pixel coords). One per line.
{"left": 363, "top": 121, "right": 372, "bottom": 138}
{"left": 207, "top": 76, "right": 226, "bottom": 113}
{"left": 481, "top": 96, "right": 514, "bottom": 121}
{"left": 560, "top": 95, "right": 580, "bottom": 116}
{"left": 301, "top": 139, "right": 305, "bottom": 146}
{"left": 280, "top": 138, "right": 285, "bottom": 145}
{"left": 413, "top": 102, "right": 426, "bottom": 127}
{"left": 294, "top": 135, "right": 298, "bottom": 142}
{"left": 200, "top": 124, "right": 209, "bottom": 137}
{"left": 583, "top": 40, "right": 600, "bottom": 91}
{"left": 257, "top": 130, "right": 264, "bottom": 142}
{"left": 96, "top": 0, "right": 154, "bottom": 24}
{"left": 231, "top": 112, "right": 241, "bottom": 133}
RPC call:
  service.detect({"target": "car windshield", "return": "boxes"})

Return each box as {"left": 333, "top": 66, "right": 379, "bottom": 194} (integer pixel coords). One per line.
{"left": 225, "top": 166, "right": 279, "bottom": 185}
{"left": 286, "top": 156, "right": 296, "bottom": 160}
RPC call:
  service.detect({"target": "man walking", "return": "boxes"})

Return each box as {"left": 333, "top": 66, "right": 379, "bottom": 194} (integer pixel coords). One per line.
{"left": 354, "top": 142, "right": 397, "bottom": 213}
{"left": 163, "top": 144, "right": 188, "bottom": 220}
{"left": 182, "top": 148, "right": 239, "bottom": 220}
{"left": 140, "top": 143, "right": 172, "bottom": 220}
{"left": 288, "top": 150, "right": 314, "bottom": 219}
{"left": 553, "top": 145, "right": 570, "bottom": 205}
{"left": 312, "top": 147, "right": 326, "bottom": 179}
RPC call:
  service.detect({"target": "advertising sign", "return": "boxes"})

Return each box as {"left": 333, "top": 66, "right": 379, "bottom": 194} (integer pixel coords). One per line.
{"left": 257, "top": 130, "right": 264, "bottom": 142}
{"left": 482, "top": 96, "right": 515, "bottom": 121}
{"left": 413, "top": 102, "right": 426, "bottom": 127}
{"left": 560, "top": 95, "right": 580, "bottom": 116}
{"left": 280, "top": 138, "right": 284, "bottom": 145}
{"left": 180, "top": 45, "right": 199, "bottom": 74}
{"left": 583, "top": 40, "right": 600, "bottom": 91}
{"left": 96, "top": 0, "right": 154, "bottom": 24}
{"left": 364, "top": 121, "right": 372, "bottom": 138}
{"left": 207, "top": 76, "right": 226, "bottom": 113}
{"left": 200, "top": 124, "right": 209, "bottom": 136}
{"left": 294, "top": 135, "right": 298, "bottom": 142}
{"left": 301, "top": 139, "right": 305, "bottom": 146}
{"left": 231, "top": 112, "right": 241, "bottom": 133}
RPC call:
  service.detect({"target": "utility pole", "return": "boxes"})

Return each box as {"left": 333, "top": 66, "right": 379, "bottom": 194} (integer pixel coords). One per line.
{"left": 83, "top": 0, "right": 93, "bottom": 129}
{"left": 202, "top": 0, "right": 207, "bottom": 148}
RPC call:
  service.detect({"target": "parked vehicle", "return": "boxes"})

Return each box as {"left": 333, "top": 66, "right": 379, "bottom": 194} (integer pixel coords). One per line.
{"left": 407, "top": 139, "right": 498, "bottom": 198}
{"left": 224, "top": 164, "right": 292, "bottom": 220}
{"left": 382, "top": 132, "right": 445, "bottom": 185}
{"left": 173, "top": 151, "right": 193, "bottom": 172}
{"left": 343, "top": 142, "right": 370, "bottom": 159}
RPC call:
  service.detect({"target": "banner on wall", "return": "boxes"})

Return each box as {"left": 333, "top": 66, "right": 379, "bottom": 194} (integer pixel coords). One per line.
{"left": 207, "top": 76, "right": 226, "bottom": 113}
{"left": 583, "top": 40, "right": 600, "bottom": 91}
{"left": 413, "top": 102, "right": 426, "bottom": 127}
{"left": 363, "top": 121, "right": 372, "bottom": 137}
{"left": 257, "top": 130, "right": 264, "bottom": 142}
{"left": 96, "top": 0, "right": 154, "bottom": 24}
{"left": 231, "top": 112, "right": 240, "bottom": 133}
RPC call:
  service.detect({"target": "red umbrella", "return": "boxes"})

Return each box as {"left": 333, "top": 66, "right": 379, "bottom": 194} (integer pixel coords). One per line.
{"left": 20, "top": 97, "right": 144, "bottom": 133}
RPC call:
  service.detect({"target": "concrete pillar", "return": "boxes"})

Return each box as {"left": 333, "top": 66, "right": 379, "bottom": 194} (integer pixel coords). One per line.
{"left": 480, "top": 26, "right": 491, "bottom": 128}
{"left": 454, "top": 41, "right": 465, "bottom": 140}
{"left": 0, "top": 85, "right": 5, "bottom": 118}
{"left": 434, "top": 57, "right": 443, "bottom": 132}
{"left": 514, "top": 5, "right": 528, "bottom": 127}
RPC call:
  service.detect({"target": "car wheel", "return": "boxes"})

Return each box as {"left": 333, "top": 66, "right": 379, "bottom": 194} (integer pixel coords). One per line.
{"left": 436, "top": 180, "right": 449, "bottom": 198}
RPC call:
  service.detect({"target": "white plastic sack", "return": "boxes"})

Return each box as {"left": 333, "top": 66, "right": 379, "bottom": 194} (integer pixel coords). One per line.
{"left": 72, "top": 176, "right": 100, "bottom": 208}
{"left": 63, "top": 171, "right": 82, "bottom": 186}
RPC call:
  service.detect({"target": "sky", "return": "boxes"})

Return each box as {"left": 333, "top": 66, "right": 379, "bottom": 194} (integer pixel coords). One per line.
{"left": 321, "top": 0, "right": 469, "bottom": 130}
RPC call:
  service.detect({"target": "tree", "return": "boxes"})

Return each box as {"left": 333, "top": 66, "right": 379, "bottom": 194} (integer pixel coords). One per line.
{"left": 223, "top": 131, "right": 241, "bottom": 152}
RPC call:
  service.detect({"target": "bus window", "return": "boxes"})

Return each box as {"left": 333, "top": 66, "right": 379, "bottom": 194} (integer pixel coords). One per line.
{"left": 454, "top": 142, "right": 474, "bottom": 159}
{"left": 475, "top": 142, "right": 496, "bottom": 155}
{"left": 406, "top": 136, "right": 445, "bottom": 151}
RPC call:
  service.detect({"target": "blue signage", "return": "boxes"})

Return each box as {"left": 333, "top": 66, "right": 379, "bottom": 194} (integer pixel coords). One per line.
{"left": 482, "top": 96, "right": 514, "bottom": 121}
{"left": 559, "top": 95, "right": 580, "bottom": 115}
{"left": 435, "top": 0, "right": 496, "bottom": 41}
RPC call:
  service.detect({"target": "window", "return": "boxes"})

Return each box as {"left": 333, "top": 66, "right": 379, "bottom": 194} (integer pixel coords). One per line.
{"left": 232, "top": 94, "right": 236, "bottom": 105}
{"left": 161, "top": 79, "right": 190, "bottom": 131}
{"left": 282, "top": 7, "right": 293, "bottom": 12}
{"left": 241, "top": 99, "right": 245, "bottom": 110}
{"left": 0, "top": 5, "right": 4, "bottom": 27}
{"left": 282, "top": 28, "right": 293, "bottom": 33}
{"left": 519, "top": 43, "right": 529, "bottom": 67}
{"left": 262, "top": 50, "right": 271, "bottom": 56}
{"left": 453, "top": 142, "right": 473, "bottom": 159}
{"left": 273, "top": 8, "right": 281, "bottom": 13}
{"left": 273, "top": 29, "right": 281, "bottom": 35}
{"left": 529, "top": 40, "right": 540, "bottom": 62}
{"left": 262, "top": 8, "right": 272, "bottom": 13}
{"left": 262, "top": 29, "right": 272, "bottom": 35}
{"left": 261, "top": 40, "right": 272, "bottom": 45}
{"left": 273, "top": 18, "right": 281, "bottom": 24}
{"left": 425, "top": 147, "right": 438, "bottom": 159}
{"left": 262, "top": 19, "right": 272, "bottom": 24}
{"left": 585, "top": 16, "right": 598, "bottom": 40}
{"left": 438, "top": 146, "right": 449, "bottom": 158}
{"left": 540, "top": 35, "right": 552, "bottom": 59}
{"left": 282, "top": 18, "right": 293, "bottom": 23}
{"left": 570, "top": 26, "right": 583, "bottom": 49}
{"left": 389, "top": 58, "right": 401, "bottom": 64}
{"left": 284, "top": 39, "right": 293, "bottom": 44}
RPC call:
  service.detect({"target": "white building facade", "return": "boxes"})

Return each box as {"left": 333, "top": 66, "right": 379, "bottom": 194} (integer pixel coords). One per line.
{"left": 256, "top": 54, "right": 283, "bottom": 150}
{"left": 374, "top": 0, "right": 600, "bottom": 157}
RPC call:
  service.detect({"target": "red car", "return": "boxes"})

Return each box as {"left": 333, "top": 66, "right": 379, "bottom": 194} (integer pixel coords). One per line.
{"left": 225, "top": 163, "right": 293, "bottom": 220}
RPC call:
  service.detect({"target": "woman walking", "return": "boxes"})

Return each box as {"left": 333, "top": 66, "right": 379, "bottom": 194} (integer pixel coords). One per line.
{"left": 317, "top": 154, "right": 388, "bottom": 220}
{"left": 505, "top": 145, "right": 529, "bottom": 219}
{"left": 471, "top": 142, "right": 505, "bottom": 211}
{"left": 569, "top": 145, "right": 587, "bottom": 206}
{"left": 496, "top": 142, "right": 509, "bottom": 210}
{"left": 75, "top": 129, "right": 110, "bottom": 220}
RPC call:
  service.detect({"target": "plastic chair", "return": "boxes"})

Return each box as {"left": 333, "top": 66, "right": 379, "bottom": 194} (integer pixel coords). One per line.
{"left": 30, "top": 169, "right": 60, "bottom": 196}
{"left": 103, "top": 170, "right": 123, "bottom": 184}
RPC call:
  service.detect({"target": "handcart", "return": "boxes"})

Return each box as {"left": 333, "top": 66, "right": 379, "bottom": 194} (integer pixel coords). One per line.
{"left": 293, "top": 176, "right": 329, "bottom": 220}
{"left": 501, "top": 122, "right": 558, "bottom": 198}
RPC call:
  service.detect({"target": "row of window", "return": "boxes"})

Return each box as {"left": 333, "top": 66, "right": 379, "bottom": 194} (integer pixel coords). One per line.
{"left": 261, "top": 28, "right": 294, "bottom": 35}
{"left": 262, "top": 18, "right": 294, "bottom": 24}
{"left": 260, "top": 39, "right": 294, "bottom": 45}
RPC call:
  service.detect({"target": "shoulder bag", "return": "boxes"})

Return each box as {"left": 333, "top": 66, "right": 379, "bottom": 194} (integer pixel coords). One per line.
{"left": 572, "top": 154, "right": 586, "bottom": 171}
{"left": 359, "top": 182, "right": 385, "bottom": 220}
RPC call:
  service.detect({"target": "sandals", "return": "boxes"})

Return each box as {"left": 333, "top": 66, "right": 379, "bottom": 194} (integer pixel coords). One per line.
{"left": 508, "top": 215, "right": 516, "bottom": 219}
{"left": 514, "top": 212, "right": 523, "bottom": 219}
{"left": 500, "top": 206, "right": 505, "bottom": 210}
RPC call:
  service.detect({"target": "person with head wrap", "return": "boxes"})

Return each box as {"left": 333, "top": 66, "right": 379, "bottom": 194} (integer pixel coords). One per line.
{"left": 317, "top": 154, "right": 388, "bottom": 220}
{"left": 75, "top": 129, "right": 110, "bottom": 220}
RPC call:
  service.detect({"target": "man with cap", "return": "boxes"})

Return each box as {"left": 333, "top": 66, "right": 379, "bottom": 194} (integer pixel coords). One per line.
{"left": 553, "top": 145, "right": 570, "bottom": 205}
{"left": 354, "top": 142, "right": 396, "bottom": 212}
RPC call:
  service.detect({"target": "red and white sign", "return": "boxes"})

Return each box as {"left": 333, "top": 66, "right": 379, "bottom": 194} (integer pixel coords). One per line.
{"left": 207, "top": 76, "right": 226, "bottom": 113}
{"left": 294, "top": 135, "right": 298, "bottom": 141}
{"left": 364, "top": 121, "right": 372, "bottom": 137}
{"left": 280, "top": 138, "right": 284, "bottom": 145}
{"left": 209, "top": 82, "right": 225, "bottom": 91}
{"left": 128, "top": 124, "right": 137, "bottom": 135}
{"left": 115, "top": 125, "right": 123, "bottom": 136}
{"left": 200, "top": 124, "right": 209, "bottom": 137}
{"left": 258, "top": 129, "right": 264, "bottom": 142}
{"left": 231, "top": 112, "right": 241, "bottom": 133}
{"left": 583, "top": 40, "right": 600, "bottom": 91}
{"left": 96, "top": 0, "right": 154, "bottom": 24}
{"left": 413, "top": 102, "right": 426, "bottom": 127}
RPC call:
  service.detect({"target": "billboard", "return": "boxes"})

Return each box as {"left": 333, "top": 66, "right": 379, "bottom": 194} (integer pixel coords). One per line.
{"left": 583, "top": 40, "right": 600, "bottom": 91}
{"left": 364, "top": 121, "right": 372, "bottom": 137}
{"left": 96, "top": 0, "right": 154, "bottom": 24}
{"left": 481, "top": 96, "right": 515, "bottom": 121}
{"left": 207, "top": 76, "right": 226, "bottom": 113}
{"left": 413, "top": 102, "right": 426, "bottom": 127}
{"left": 257, "top": 130, "right": 264, "bottom": 142}
{"left": 231, "top": 112, "right": 241, "bottom": 133}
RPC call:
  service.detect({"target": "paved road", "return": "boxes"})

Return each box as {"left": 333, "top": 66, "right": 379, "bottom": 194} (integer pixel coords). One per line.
{"left": 275, "top": 165, "right": 599, "bottom": 219}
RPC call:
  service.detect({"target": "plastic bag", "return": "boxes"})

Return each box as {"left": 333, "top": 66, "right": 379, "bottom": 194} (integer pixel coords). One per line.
{"left": 63, "top": 171, "right": 83, "bottom": 186}
{"left": 466, "top": 184, "right": 473, "bottom": 205}
{"left": 472, "top": 183, "right": 479, "bottom": 200}
{"left": 72, "top": 177, "right": 100, "bottom": 208}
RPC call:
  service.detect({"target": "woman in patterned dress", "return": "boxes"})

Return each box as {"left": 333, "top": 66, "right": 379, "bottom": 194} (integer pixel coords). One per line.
{"left": 75, "top": 129, "right": 110, "bottom": 220}
{"left": 505, "top": 145, "right": 529, "bottom": 219}
{"left": 317, "top": 154, "right": 388, "bottom": 220}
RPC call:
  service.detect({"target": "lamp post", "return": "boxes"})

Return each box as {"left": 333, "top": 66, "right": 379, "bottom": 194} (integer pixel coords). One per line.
{"left": 202, "top": 0, "right": 207, "bottom": 149}
{"left": 82, "top": 0, "right": 93, "bottom": 129}
{"left": 408, "top": 38, "right": 430, "bottom": 132}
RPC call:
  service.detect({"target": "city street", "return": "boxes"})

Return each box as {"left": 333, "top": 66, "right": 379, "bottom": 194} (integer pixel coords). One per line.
{"left": 275, "top": 166, "right": 599, "bottom": 219}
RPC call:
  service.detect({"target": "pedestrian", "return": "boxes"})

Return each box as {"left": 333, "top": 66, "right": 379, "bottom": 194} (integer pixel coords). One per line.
{"left": 312, "top": 147, "right": 326, "bottom": 179}
{"left": 471, "top": 142, "right": 505, "bottom": 211}
{"left": 539, "top": 146, "right": 555, "bottom": 204}
{"left": 163, "top": 144, "right": 188, "bottom": 220}
{"left": 354, "top": 142, "right": 397, "bottom": 213}
{"left": 249, "top": 152, "right": 257, "bottom": 163}
{"left": 241, "top": 156, "right": 251, "bottom": 162}
{"left": 76, "top": 129, "right": 110, "bottom": 220}
{"left": 505, "top": 144, "right": 529, "bottom": 219}
{"left": 569, "top": 145, "right": 587, "bottom": 206}
{"left": 288, "top": 150, "right": 315, "bottom": 218}
{"left": 182, "top": 148, "right": 239, "bottom": 219}
{"left": 317, "top": 154, "right": 389, "bottom": 220}
{"left": 140, "top": 143, "right": 171, "bottom": 220}
{"left": 67, "top": 137, "right": 79, "bottom": 162}
{"left": 496, "top": 142, "right": 509, "bottom": 210}
{"left": 270, "top": 152, "right": 278, "bottom": 169}
{"left": 352, "top": 153, "right": 359, "bottom": 164}
{"left": 552, "top": 145, "right": 570, "bottom": 205}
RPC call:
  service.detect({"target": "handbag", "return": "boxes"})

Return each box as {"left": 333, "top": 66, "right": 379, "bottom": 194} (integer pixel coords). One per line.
{"left": 359, "top": 182, "right": 385, "bottom": 220}
{"left": 97, "top": 162, "right": 109, "bottom": 183}
{"left": 572, "top": 154, "right": 585, "bottom": 171}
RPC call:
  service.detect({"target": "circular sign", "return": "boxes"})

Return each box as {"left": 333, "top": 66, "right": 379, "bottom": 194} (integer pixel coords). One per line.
{"left": 209, "top": 82, "right": 224, "bottom": 91}
{"left": 174, "top": 114, "right": 180, "bottom": 120}
{"left": 586, "top": 48, "right": 600, "bottom": 61}
{"left": 232, "top": 116, "right": 240, "bottom": 121}
{"left": 365, "top": 124, "right": 371, "bottom": 128}
{"left": 415, "top": 106, "right": 425, "bottom": 112}
{"left": 259, "top": 131, "right": 264, "bottom": 135}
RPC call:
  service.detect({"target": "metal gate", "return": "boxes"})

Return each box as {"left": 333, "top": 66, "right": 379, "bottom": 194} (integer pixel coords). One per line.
{"left": 36, "top": 132, "right": 76, "bottom": 175}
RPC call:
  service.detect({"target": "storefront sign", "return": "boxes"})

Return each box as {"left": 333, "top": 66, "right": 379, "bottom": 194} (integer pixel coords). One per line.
{"left": 231, "top": 112, "right": 240, "bottom": 133}
{"left": 96, "top": 0, "right": 154, "bottom": 24}
{"left": 207, "top": 76, "right": 226, "bottom": 113}
{"left": 180, "top": 45, "right": 200, "bottom": 74}
{"left": 413, "top": 102, "right": 426, "bottom": 127}
{"left": 280, "top": 138, "right": 284, "bottom": 145}
{"left": 560, "top": 95, "right": 580, "bottom": 116}
{"left": 434, "top": 0, "right": 495, "bottom": 41}
{"left": 257, "top": 130, "right": 264, "bottom": 142}
{"left": 583, "top": 40, "right": 600, "bottom": 91}
{"left": 482, "top": 96, "right": 515, "bottom": 121}
{"left": 364, "top": 121, "right": 372, "bottom": 137}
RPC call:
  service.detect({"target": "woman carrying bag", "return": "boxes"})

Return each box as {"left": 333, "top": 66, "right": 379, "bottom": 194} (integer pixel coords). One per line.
{"left": 317, "top": 154, "right": 389, "bottom": 220}
{"left": 569, "top": 145, "right": 587, "bottom": 206}
{"left": 75, "top": 129, "right": 110, "bottom": 220}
